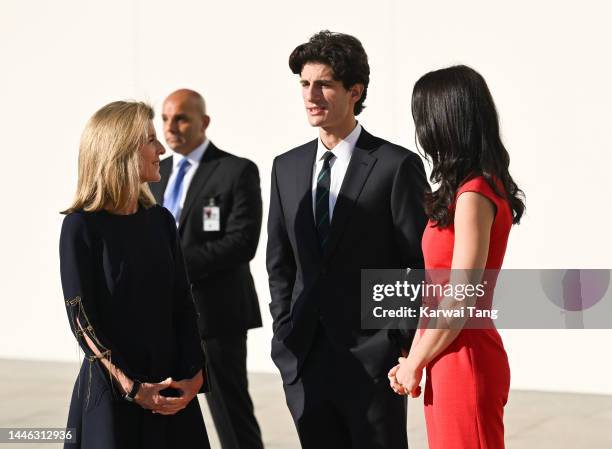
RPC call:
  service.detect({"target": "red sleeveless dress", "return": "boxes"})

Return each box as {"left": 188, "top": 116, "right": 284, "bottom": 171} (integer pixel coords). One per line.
{"left": 420, "top": 176, "right": 512, "bottom": 449}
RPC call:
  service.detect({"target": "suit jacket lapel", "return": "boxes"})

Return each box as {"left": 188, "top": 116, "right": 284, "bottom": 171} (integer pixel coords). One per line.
{"left": 324, "top": 130, "right": 377, "bottom": 260}
{"left": 294, "top": 140, "right": 322, "bottom": 259}
{"left": 178, "top": 143, "right": 221, "bottom": 231}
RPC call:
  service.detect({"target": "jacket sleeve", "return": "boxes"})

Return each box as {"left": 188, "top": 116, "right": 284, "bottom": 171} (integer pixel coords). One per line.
{"left": 182, "top": 160, "right": 262, "bottom": 282}
{"left": 390, "top": 153, "right": 430, "bottom": 347}
{"left": 391, "top": 152, "right": 429, "bottom": 269}
{"left": 162, "top": 209, "right": 208, "bottom": 385}
{"left": 266, "top": 158, "right": 296, "bottom": 335}
{"left": 59, "top": 214, "right": 133, "bottom": 378}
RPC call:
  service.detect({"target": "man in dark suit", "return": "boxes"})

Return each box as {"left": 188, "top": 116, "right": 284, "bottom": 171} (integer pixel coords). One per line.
{"left": 266, "top": 31, "right": 429, "bottom": 449}
{"left": 150, "top": 89, "right": 264, "bottom": 449}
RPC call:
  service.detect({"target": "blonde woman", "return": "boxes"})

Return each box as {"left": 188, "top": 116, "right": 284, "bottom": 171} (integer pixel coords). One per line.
{"left": 59, "top": 101, "right": 210, "bottom": 449}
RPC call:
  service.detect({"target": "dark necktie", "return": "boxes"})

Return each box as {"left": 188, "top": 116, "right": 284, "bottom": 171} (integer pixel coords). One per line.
{"left": 315, "top": 151, "right": 335, "bottom": 249}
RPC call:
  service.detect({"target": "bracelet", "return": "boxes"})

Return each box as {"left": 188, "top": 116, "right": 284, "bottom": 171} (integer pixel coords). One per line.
{"left": 124, "top": 380, "right": 141, "bottom": 403}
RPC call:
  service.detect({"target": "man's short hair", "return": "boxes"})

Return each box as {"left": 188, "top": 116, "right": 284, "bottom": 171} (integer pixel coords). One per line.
{"left": 289, "top": 30, "right": 370, "bottom": 115}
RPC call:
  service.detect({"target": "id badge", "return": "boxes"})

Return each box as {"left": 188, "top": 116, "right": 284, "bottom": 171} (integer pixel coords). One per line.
{"left": 203, "top": 206, "right": 220, "bottom": 231}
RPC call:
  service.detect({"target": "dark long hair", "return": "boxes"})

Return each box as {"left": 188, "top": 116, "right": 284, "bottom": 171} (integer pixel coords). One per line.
{"left": 412, "top": 65, "right": 525, "bottom": 227}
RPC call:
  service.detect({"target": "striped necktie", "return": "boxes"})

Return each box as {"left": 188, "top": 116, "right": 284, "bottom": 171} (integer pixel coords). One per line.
{"left": 315, "top": 151, "right": 335, "bottom": 249}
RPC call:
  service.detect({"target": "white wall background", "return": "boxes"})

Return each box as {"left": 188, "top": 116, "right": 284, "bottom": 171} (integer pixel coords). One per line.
{"left": 1, "top": 0, "right": 610, "bottom": 395}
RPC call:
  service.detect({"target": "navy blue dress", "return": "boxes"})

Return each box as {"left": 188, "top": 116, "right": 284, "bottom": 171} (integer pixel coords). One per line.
{"left": 59, "top": 204, "right": 210, "bottom": 449}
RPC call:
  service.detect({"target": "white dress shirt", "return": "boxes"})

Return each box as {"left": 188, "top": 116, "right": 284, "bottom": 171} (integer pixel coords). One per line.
{"left": 311, "top": 123, "right": 362, "bottom": 221}
{"left": 163, "top": 138, "right": 211, "bottom": 223}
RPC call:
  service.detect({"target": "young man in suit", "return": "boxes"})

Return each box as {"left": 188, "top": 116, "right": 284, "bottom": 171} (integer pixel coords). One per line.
{"left": 266, "top": 31, "right": 429, "bottom": 448}
{"left": 150, "top": 89, "right": 264, "bottom": 449}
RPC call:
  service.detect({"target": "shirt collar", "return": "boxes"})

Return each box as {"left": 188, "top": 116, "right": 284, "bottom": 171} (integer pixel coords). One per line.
{"left": 315, "top": 122, "right": 362, "bottom": 163}
{"left": 173, "top": 138, "right": 210, "bottom": 168}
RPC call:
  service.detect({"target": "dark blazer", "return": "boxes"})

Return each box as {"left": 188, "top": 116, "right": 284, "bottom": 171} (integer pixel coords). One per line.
{"left": 151, "top": 142, "right": 263, "bottom": 337}
{"left": 267, "top": 128, "right": 429, "bottom": 385}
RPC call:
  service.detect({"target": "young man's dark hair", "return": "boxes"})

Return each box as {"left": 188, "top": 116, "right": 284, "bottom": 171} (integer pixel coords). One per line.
{"left": 289, "top": 30, "right": 370, "bottom": 115}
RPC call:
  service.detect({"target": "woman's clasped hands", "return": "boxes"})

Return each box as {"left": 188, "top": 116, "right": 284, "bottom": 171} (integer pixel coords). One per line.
{"left": 134, "top": 369, "right": 203, "bottom": 415}
{"left": 388, "top": 357, "right": 423, "bottom": 398}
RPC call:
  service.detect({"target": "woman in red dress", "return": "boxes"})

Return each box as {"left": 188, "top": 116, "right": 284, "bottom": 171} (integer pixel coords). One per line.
{"left": 389, "top": 65, "right": 525, "bottom": 449}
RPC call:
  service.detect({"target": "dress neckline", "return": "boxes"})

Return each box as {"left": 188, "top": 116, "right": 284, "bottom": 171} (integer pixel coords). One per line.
{"left": 100, "top": 205, "right": 143, "bottom": 217}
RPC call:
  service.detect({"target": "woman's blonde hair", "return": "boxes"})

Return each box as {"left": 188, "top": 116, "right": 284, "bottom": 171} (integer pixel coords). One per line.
{"left": 63, "top": 101, "right": 157, "bottom": 214}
